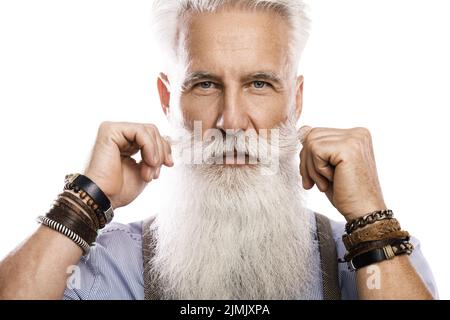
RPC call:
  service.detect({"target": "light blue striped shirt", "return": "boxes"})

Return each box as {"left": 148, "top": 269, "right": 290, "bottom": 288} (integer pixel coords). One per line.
{"left": 63, "top": 211, "right": 438, "bottom": 300}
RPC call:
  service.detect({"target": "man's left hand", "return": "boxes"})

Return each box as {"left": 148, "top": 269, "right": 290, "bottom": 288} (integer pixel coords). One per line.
{"left": 299, "top": 126, "right": 386, "bottom": 222}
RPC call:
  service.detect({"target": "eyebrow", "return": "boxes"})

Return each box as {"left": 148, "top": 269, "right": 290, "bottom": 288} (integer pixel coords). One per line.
{"left": 182, "top": 72, "right": 221, "bottom": 89}
{"left": 241, "top": 72, "right": 283, "bottom": 85}
{"left": 182, "top": 71, "right": 283, "bottom": 88}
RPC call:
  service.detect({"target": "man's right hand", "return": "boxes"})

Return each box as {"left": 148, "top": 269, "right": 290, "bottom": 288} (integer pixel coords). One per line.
{"left": 0, "top": 121, "right": 173, "bottom": 299}
{"left": 83, "top": 122, "right": 173, "bottom": 209}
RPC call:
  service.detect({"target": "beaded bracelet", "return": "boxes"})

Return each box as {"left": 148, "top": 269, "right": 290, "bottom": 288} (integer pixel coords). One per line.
{"left": 64, "top": 174, "right": 114, "bottom": 225}
{"left": 59, "top": 191, "right": 101, "bottom": 230}
{"left": 35, "top": 174, "right": 111, "bottom": 255}
{"left": 64, "top": 178, "right": 109, "bottom": 229}
{"left": 54, "top": 193, "right": 99, "bottom": 231}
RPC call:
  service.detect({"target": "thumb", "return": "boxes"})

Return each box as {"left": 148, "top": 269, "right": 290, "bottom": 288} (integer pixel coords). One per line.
{"left": 298, "top": 125, "right": 312, "bottom": 144}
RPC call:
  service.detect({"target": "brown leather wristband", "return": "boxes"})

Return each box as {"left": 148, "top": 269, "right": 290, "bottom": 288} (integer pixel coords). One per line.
{"left": 46, "top": 205, "right": 98, "bottom": 245}
{"left": 344, "top": 237, "right": 411, "bottom": 261}
{"left": 55, "top": 196, "right": 99, "bottom": 231}
{"left": 342, "top": 218, "right": 406, "bottom": 250}
{"left": 346, "top": 240, "right": 414, "bottom": 271}
{"left": 59, "top": 191, "right": 100, "bottom": 229}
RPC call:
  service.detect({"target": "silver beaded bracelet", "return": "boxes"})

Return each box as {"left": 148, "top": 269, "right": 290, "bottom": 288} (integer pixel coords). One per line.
{"left": 37, "top": 215, "right": 90, "bottom": 255}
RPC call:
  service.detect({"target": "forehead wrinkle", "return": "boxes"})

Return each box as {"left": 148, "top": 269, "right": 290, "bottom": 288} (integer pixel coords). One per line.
{"left": 180, "top": 10, "right": 289, "bottom": 55}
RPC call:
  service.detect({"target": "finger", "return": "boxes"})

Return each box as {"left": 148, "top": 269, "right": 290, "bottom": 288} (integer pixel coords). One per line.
{"left": 118, "top": 124, "right": 159, "bottom": 167}
{"left": 307, "top": 137, "right": 346, "bottom": 168}
{"left": 140, "top": 161, "right": 154, "bottom": 183}
{"left": 298, "top": 125, "right": 313, "bottom": 144}
{"left": 300, "top": 147, "right": 315, "bottom": 189}
{"left": 154, "top": 166, "right": 161, "bottom": 179}
{"left": 162, "top": 138, "right": 174, "bottom": 166}
{"left": 325, "top": 181, "right": 334, "bottom": 201}
{"left": 302, "top": 127, "right": 348, "bottom": 141}
{"left": 144, "top": 127, "right": 162, "bottom": 166}
{"left": 311, "top": 153, "right": 335, "bottom": 182}
{"left": 305, "top": 152, "right": 330, "bottom": 192}
{"left": 100, "top": 122, "right": 154, "bottom": 166}
{"left": 146, "top": 125, "right": 165, "bottom": 167}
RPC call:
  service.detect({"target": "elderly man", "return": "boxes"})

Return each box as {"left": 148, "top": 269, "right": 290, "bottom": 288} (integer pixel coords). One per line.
{"left": 0, "top": 0, "right": 437, "bottom": 300}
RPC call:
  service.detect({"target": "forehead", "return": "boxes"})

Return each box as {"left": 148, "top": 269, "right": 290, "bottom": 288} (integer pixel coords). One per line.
{"left": 178, "top": 8, "right": 291, "bottom": 76}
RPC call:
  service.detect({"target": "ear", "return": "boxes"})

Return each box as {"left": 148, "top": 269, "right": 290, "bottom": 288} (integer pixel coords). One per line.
{"left": 157, "top": 73, "right": 171, "bottom": 116}
{"left": 294, "top": 75, "right": 304, "bottom": 121}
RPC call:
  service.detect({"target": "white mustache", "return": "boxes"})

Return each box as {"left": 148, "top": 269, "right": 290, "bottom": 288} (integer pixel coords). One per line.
{"left": 164, "top": 115, "right": 301, "bottom": 166}
{"left": 203, "top": 130, "right": 275, "bottom": 164}
{"left": 165, "top": 129, "right": 280, "bottom": 165}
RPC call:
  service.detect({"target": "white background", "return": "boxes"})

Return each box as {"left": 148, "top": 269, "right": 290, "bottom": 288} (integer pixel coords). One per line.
{"left": 0, "top": 0, "right": 449, "bottom": 299}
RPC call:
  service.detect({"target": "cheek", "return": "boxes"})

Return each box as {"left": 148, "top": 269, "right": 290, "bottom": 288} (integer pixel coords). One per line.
{"left": 180, "top": 93, "right": 220, "bottom": 130}
{"left": 246, "top": 94, "right": 290, "bottom": 130}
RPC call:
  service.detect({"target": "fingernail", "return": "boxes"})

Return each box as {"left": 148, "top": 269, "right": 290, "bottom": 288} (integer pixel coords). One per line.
{"left": 168, "top": 153, "right": 173, "bottom": 164}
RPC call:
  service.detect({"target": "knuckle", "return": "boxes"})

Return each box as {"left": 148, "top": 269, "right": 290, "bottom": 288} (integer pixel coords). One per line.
{"left": 310, "top": 141, "right": 321, "bottom": 155}
{"left": 345, "top": 137, "right": 363, "bottom": 157}
{"left": 345, "top": 134, "right": 360, "bottom": 146}
{"left": 97, "top": 121, "right": 118, "bottom": 143}
{"left": 140, "top": 123, "right": 150, "bottom": 132}
{"left": 98, "top": 121, "right": 113, "bottom": 132}
{"left": 141, "top": 125, "right": 156, "bottom": 140}
{"left": 148, "top": 125, "right": 162, "bottom": 139}
{"left": 305, "top": 139, "right": 314, "bottom": 151}
{"left": 144, "top": 123, "right": 158, "bottom": 132}
{"left": 313, "top": 153, "right": 324, "bottom": 164}
{"left": 355, "top": 127, "right": 371, "bottom": 139}
{"left": 308, "top": 127, "right": 324, "bottom": 138}
{"left": 350, "top": 127, "right": 372, "bottom": 151}
{"left": 153, "top": 125, "right": 161, "bottom": 135}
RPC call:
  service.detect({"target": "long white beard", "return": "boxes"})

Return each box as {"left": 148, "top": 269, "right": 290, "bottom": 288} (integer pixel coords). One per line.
{"left": 149, "top": 118, "right": 319, "bottom": 299}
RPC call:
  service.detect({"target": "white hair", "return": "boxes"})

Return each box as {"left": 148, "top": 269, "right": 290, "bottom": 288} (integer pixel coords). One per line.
{"left": 151, "top": 0, "right": 311, "bottom": 69}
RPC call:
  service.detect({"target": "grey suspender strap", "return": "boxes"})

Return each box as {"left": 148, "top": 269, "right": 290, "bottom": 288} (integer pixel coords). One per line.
{"left": 314, "top": 212, "right": 342, "bottom": 300}
{"left": 142, "top": 213, "right": 341, "bottom": 300}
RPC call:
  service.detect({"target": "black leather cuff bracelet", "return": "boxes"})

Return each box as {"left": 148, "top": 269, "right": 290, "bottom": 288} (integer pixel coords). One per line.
{"left": 347, "top": 241, "right": 414, "bottom": 271}
{"left": 65, "top": 173, "right": 114, "bottom": 224}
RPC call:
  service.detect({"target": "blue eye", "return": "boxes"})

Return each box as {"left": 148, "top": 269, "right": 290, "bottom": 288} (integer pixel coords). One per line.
{"left": 253, "top": 81, "right": 267, "bottom": 89}
{"left": 198, "top": 81, "right": 213, "bottom": 89}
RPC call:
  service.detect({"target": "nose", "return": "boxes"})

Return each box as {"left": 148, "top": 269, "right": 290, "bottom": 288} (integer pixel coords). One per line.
{"left": 216, "top": 87, "right": 250, "bottom": 132}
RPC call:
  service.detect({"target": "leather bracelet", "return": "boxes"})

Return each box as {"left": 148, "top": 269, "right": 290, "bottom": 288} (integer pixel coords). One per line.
{"left": 344, "top": 237, "right": 410, "bottom": 261}
{"left": 55, "top": 195, "right": 99, "bottom": 231}
{"left": 60, "top": 191, "right": 102, "bottom": 230}
{"left": 344, "top": 229, "right": 410, "bottom": 251}
{"left": 46, "top": 206, "right": 98, "bottom": 245}
{"left": 347, "top": 241, "right": 414, "bottom": 271}
{"left": 65, "top": 174, "right": 114, "bottom": 224}
{"left": 342, "top": 218, "right": 403, "bottom": 250}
